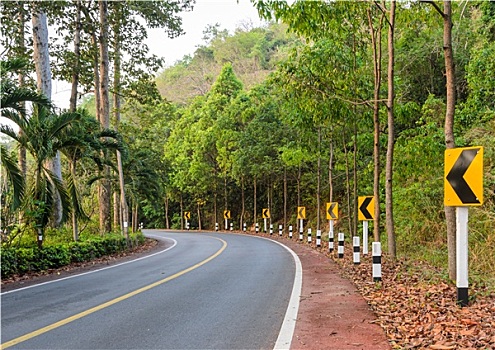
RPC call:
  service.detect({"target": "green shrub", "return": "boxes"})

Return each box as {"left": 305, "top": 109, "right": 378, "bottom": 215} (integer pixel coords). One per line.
{"left": 1, "top": 233, "right": 147, "bottom": 279}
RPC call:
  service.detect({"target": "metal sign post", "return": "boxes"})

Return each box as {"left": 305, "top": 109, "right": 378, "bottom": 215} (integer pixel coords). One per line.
{"left": 358, "top": 196, "right": 375, "bottom": 255}
{"left": 326, "top": 202, "right": 338, "bottom": 253}
{"left": 444, "top": 146, "right": 483, "bottom": 307}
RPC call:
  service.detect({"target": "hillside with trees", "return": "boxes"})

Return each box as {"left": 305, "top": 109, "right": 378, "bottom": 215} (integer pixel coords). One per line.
{"left": 1, "top": 0, "right": 493, "bottom": 301}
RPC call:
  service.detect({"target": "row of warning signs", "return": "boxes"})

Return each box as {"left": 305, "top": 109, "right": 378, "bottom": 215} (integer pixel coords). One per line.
{"left": 184, "top": 147, "right": 484, "bottom": 221}
{"left": 260, "top": 198, "right": 375, "bottom": 222}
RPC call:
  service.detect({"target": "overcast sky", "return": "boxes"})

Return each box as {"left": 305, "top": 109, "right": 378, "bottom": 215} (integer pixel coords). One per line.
{"left": 148, "top": 0, "right": 264, "bottom": 66}
{"left": 50, "top": 0, "right": 264, "bottom": 108}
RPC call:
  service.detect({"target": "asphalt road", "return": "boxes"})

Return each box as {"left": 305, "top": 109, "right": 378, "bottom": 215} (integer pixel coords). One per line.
{"left": 1, "top": 231, "right": 300, "bottom": 350}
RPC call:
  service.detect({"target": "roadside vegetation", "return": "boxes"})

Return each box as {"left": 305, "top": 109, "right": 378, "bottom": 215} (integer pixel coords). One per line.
{"left": 1, "top": 1, "right": 493, "bottom": 294}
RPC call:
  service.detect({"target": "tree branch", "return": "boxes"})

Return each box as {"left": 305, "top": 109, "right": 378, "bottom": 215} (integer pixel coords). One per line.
{"left": 420, "top": 0, "right": 445, "bottom": 18}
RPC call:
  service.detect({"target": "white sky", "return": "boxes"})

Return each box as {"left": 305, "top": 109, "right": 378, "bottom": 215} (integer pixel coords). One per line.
{"left": 50, "top": 0, "right": 264, "bottom": 109}
{"left": 148, "top": 0, "right": 264, "bottom": 66}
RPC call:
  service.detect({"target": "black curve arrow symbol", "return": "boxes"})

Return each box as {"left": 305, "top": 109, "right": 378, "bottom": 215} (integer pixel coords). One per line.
{"left": 359, "top": 197, "right": 373, "bottom": 220}
{"left": 263, "top": 209, "right": 269, "bottom": 218}
{"left": 446, "top": 148, "right": 480, "bottom": 204}
{"left": 298, "top": 208, "right": 305, "bottom": 218}
{"left": 328, "top": 203, "right": 337, "bottom": 219}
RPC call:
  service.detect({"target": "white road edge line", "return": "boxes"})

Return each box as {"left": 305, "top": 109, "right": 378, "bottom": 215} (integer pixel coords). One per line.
{"left": 1, "top": 235, "right": 177, "bottom": 295}
{"left": 270, "top": 239, "right": 302, "bottom": 350}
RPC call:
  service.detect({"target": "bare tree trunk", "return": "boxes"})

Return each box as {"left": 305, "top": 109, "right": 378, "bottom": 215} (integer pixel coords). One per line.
{"left": 368, "top": 7, "right": 384, "bottom": 242}
{"left": 253, "top": 178, "right": 257, "bottom": 226}
{"left": 423, "top": 0, "right": 457, "bottom": 281}
{"left": 443, "top": 1, "right": 457, "bottom": 281}
{"left": 385, "top": 0, "right": 397, "bottom": 258}
{"left": 352, "top": 36, "right": 358, "bottom": 238}
{"left": 17, "top": 8, "right": 27, "bottom": 224}
{"left": 343, "top": 129, "right": 352, "bottom": 235}
{"left": 180, "top": 195, "right": 184, "bottom": 230}
{"left": 316, "top": 126, "right": 321, "bottom": 231}
{"left": 69, "top": 0, "right": 82, "bottom": 240}
{"left": 197, "top": 201, "right": 202, "bottom": 230}
{"left": 98, "top": 0, "right": 111, "bottom": 234}
{"left": 69, "top": 0, "right": 82, "bottom": 112}
{"left": 164, "top": 195, "right": 169, "bottom": 229}
{"left": 112, "top": 7, "right": 129, "bottom": 244}
{"left": 214, "top": 192, "right": 217, "bottom": 229}
{"left": 33, "top": 8, "right": 63, "bottom": 227}
{"left": 283, "top": 167, "right": 287, "bottom": 231}
{"left": 70, "top": 161, "right": 79, "bottom": 241}
{"left": 113, "top": 191, "right": 119, "bottom": 228}
{"left": 240, "top": 176, "right": 245, "bottom": 229}
{"left": 329, "top": 132, "right": 334, "bottom": 202}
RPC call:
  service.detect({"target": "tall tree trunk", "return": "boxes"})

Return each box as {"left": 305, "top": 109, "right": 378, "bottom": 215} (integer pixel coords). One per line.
{"left": 385, "top": 0, "right": 397, "bottom": 258}
{"left": 224, "top": 173, "right": 228, "bottom": 211}
{"left": 368, "top": 7, "right": 384, "bottom": 242}
{"left": 69, "top": 0, "right": 82, "bottom": 112}
{"left": 316, "top": 126, "right": 321, "bottom": 231}
{"left": 240, "top": 176, "right": 245, "bottom": 229}
{"left": 443, "top": 1, "right": 456, "bottom": 280}
{"left": 180, "top": 194, "right": 184, "bottom": 230}
{"left": 164, "top": 195, "right": 169, "bottom": 229}
{"left": 343, "top": 128, "right": 352, "bottom": 235}
{"left": 112, "top": 7, "right": 129, "bottom": 244}
{"left": 424, "top": 0, "right": 457, "bottom": 281}
{"left": 253, "top": 178, "right": 257, "bottom": 226}
{"left": 32, "top": 8, "right": 63, "bottom": 227}
{"left": 69, "top": 0, "right": 82, "bottom": 240}
{"left": 70, "top": 161, "right": 79, "bottom": 241}
{"left": 98, "top": 0, "right": 111, "bottom": 234}
{"left": 283, "top": 167, "right": 287, "bottom": 231}
{"left": 329, "top": 131, "right": 334, "bottom": 202}
{"left": 113, "top": 191, "right": 119, "bottom": 227}
{"left": 352, "top": 35, "right": 358, "bottom": 238}
{"left": 197, "top": 201, "right": 202, "bottom": 230}
{"left": 17, "top": 8, "right": 27, "bottom": 224}
{"left": 214, "top": 192, "right": 217, "bottom": 228}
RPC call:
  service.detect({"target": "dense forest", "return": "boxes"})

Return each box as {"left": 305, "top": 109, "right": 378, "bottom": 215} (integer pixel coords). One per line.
{"left": 1, "top": 1, "right": 493, "bottom": 285}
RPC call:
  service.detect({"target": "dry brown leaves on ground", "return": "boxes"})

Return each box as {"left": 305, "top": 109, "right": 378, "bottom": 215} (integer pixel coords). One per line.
{"left": 322, "top": 247, "right": 495, "bottom": 349}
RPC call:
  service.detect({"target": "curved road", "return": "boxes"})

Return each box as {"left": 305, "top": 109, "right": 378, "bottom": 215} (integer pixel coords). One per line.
{"left": 1, "top": 231, "right": 301, "bottom": 349}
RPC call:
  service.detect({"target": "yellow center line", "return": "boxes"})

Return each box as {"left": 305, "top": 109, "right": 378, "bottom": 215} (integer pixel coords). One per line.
{"left": 2, "top": 237, "right": 227, "bottom": 349}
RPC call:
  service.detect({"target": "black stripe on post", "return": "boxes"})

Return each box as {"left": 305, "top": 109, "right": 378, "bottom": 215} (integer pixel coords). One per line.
{"left": 457, "top": 288, "right": 469, "bottom": 307}
{"left": 372, "top": 242, "right": 382, "bottom": 282}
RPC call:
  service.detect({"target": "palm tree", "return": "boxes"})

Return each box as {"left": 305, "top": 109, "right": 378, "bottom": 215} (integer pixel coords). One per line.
{"left": 1, "top": 58, "right": 51, "bottom": 231}
{"left": 60, "top": 109, "right": 124, "bottom": 241}
{"left": 1, "top": 104, "right": 81, "bottom": 247}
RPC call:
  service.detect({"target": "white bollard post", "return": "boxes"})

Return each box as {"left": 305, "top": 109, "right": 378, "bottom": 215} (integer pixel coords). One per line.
{"left": 243, "top": 222, "right": 247, "bottom": 232}
{"left": 456, "top": 207, "right": 469, "bottom": 307}
{"left": 338, "top": 233, "right": 344, "bottom": 258}
{"left": 215, "top": 222, "right": 219, "bottom": 231}
{"left": 363, "top": 221, "right": 369, "bottom": 255}
{"left": 255, "top": 222, "right": 259, "bottom": 234}
{"left": 316, "top": 229, "right": 321, "bottom": 247}
{"left": 353, "top": 236, "right": 360, "bottom": 264}
{"left": 329, "top": 220, "right": 334, "bottom": 253}
{"left": 372, "top": 242, "right": 382, "bottom": 282}
{"left": 270, "top": 224, "right": 273, "bottom": 235}
{"left": 279, "top": 224, "right": 283, "bottom": 237}
{"left": 307, "top": 228, "right": 312, "bottom": 243}
{"left": 289, "top": 225, "right": 293, "bottom": 238}
{"left": 230, "top": 222, "right": 233, "bottom": 231}
{"left": 299, "top": 219, "right": 304, "bottom": 241}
